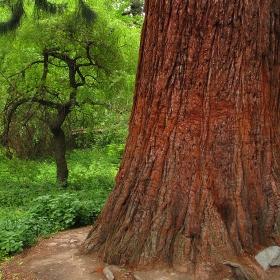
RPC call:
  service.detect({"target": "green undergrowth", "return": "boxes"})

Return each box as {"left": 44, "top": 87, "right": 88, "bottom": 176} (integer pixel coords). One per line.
{"left": 0, "top": 145, "right": 123, "bottom": 261}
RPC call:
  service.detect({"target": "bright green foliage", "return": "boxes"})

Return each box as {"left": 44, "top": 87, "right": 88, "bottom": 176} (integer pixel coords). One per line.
{"left": 0, "top": 147, "right": 117, "bottom": 206}
{"left": 0, "top": 146, "right": 119, "bottom": 260}
{"left": 106, "top": 143, "right": 125, "bottom": 164}
{"left": 0, "top": 0, "right": 141, "bottom": 159}
{"left": 30, "top": 193, "right": 100, "bottom": 230}
{"left": 0, "top": 0, "right": 142, "bottom": 261}
{"left": 0, "top": 0, "right": 97, "bottom": 34}
{"left": 0, "top": 216, "right": 35, "bottom": 255}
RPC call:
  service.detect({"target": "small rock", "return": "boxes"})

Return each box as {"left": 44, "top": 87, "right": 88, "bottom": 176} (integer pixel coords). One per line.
{"left": 59, "top": 244, "right": 68, "bottom": 248}
{"left": 69, "top": 239, "right": 78, "bottom": 243}
{"left": 255, "top": 246, "right": 280, "bottom": 271}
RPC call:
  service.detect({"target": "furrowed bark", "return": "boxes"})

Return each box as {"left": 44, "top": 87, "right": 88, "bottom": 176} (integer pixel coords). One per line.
{"left": 82, "top": 0, "right": 280, "bottom": 278}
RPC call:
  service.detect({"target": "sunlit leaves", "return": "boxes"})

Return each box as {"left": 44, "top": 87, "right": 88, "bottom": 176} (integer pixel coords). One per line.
{"left": 0, "top": 0, "right": 141, "bottom": 159}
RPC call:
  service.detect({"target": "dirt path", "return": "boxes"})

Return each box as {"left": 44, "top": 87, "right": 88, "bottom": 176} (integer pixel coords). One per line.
{"left": 1, "top": 226, "right": 280, "bottom": 280}
{"left": 0, "top": 227, "right": 188, "bottom": 280}
{"left": 0, "top": 226, "right": 104, "bottom": 280}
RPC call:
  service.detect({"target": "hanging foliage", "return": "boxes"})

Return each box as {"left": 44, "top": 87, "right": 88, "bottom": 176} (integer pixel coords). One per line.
{"left": 0, "top": 0, "right": 97, "bottom": 34}
{"left": 77, "top": 0, "right": 97, "bottom": 25}
{"left": 33, "top": 0, "right": 67, "bottom": 18}
{"left": 34, "top": 0, "right": 57, "bottom": 13}
{"left": 0, "top": 0, "right": 24, "bottom": 34}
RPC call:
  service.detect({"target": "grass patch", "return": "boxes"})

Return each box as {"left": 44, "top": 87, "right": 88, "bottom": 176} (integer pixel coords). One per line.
{"left": 0, "top": 146, "right": 121, "bottom": 261}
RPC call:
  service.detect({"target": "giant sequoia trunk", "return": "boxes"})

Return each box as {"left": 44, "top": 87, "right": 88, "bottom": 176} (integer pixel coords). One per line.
{"left": 82, "top": 0, "right": 280, "bottom": 278}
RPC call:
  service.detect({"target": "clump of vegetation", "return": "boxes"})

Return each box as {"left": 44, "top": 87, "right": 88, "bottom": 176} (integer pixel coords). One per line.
{"left": 0, "top": 0, "right": 143, "bottom": 262}
{"left": 0, "top": 193, "right": 101, "bottom": 258}
{"left": 0, "top": 146, "right": 119, "bottom": 261}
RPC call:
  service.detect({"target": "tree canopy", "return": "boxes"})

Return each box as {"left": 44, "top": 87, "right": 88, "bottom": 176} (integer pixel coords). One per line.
{"left": 0, "top": 0, "right": 142, "bottom": 184}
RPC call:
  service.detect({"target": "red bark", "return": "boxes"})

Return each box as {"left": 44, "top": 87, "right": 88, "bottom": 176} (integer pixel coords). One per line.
{"left": 82, "top": 0, "right": 280, "bottom": 278}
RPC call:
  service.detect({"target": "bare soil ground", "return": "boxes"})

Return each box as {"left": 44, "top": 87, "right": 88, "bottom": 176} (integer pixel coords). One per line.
{"left": 1, "top": 226, "right": 280, "bottom": 280}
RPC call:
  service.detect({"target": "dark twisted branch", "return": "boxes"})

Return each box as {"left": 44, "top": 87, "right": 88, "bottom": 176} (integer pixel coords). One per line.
{"left": 1, "top": 98, "right": 28, "bottom": 145}
{"left": 0, "top": 0, "right": 24, "bottom": 34}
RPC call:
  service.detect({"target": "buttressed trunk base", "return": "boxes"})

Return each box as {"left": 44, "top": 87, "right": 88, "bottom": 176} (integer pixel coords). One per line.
{"left": 81, "top": 0, "right": 280, "bottom": 278}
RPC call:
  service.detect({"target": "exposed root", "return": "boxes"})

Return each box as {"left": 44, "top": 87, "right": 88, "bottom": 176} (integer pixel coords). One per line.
{"left": 222, "top": 261, "right": 255, "bottom": 280}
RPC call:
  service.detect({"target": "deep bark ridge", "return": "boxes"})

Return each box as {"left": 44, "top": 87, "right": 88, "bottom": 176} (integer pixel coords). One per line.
{"left": 81, "top": 0, "right": 280, "bottom": 278}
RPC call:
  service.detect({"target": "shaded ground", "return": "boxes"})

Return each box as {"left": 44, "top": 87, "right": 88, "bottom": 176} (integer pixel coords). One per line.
{"left": 1, "top": 226, "right": 280, "bottom": 280}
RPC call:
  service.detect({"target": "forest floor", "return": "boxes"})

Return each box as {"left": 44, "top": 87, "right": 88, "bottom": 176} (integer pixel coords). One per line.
{"left": 1, "top": 226, "right": 280, "bottom": 280}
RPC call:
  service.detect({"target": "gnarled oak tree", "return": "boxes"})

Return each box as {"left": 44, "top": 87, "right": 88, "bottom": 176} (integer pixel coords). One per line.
{"left": 82, "top": 0, "right": 280, "bottom": 278}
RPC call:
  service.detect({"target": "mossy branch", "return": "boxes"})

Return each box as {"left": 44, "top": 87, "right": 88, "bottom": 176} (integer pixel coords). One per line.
{"left": 0, "top": 0, "right": 24, "bottom": 34}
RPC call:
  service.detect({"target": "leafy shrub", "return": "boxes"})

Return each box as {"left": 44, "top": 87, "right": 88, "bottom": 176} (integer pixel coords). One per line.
{"left": 0, "top": 232, "right": 24, "bottom": 255}
{"left": 29, "top": 193, "right": 101, "bottom": 231}
{"left": 0, "top": 215, "right": 38, "bottom": 256}
{"left": 94, "top": 129, "right": 126, "bottom": 148}
{"left": 0, "top": 194, "right": 102, "bottom": 259}
{"left": 67, "top": 148, "right": 117, "bottom": 191}
{"left": 106, "top": 143, "right": 125, "bottom": 164}
{"left": 0, "top": 147, "right": 118, "bottom": 261}
{"left": 74, "top": 200, "right": 102, "bottom": 226}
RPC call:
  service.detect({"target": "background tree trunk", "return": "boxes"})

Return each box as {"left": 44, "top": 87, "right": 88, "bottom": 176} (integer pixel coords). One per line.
{"left": 49, "top": 104, "right": 70, "bottom": 187}
{"left": 52, "top": 127, "right": 68, "bottom": 187}
{"left": 82, "top": 0, "right": 280, "bottom": 278}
